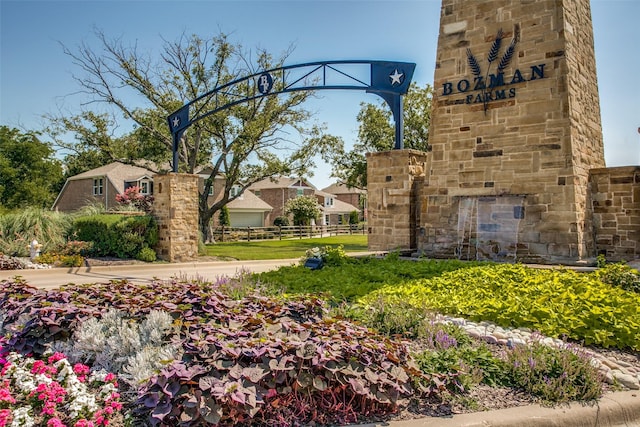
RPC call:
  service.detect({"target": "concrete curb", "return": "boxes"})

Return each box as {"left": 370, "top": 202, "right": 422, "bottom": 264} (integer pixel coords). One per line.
{"left": 357, "top": 391, "right": 640, "bottom": 427}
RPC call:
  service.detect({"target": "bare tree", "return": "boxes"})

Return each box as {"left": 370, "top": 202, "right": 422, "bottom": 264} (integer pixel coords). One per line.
{"left": 50, "top": 30, "right": 340, "bottom": 237}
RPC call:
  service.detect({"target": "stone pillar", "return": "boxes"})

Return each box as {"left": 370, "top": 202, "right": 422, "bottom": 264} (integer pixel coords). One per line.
{"left": 590, "top": 167, "right": 640, "bottom": 261}
{"left": 152, "top": 173, "right": 199, "bottom": 262}
{"left": 367, "top": 149, "right": 428, "bottom": 252}
{"left": 420, "top": 0, "right": 605, "bottom": 264}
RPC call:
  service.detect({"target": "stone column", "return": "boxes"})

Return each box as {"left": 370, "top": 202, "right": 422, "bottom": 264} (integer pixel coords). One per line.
{"left": 421, "top": 0, "right": 605, "bottom": 264}
{"left": 590, "top": 167, "right": 640, "bottom": 261}
{"left": 152, "top": 173, "right": 199, "bottom": 262}
{"left": 367, "top": 149, "right": 428, "bottom": 252}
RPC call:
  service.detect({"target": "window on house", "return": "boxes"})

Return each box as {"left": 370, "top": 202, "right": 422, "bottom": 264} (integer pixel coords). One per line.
{"left": 326, "top": 197, "right": 334, "bottom": 207}
{"left": 296, "top": 188, "right": 304, "bottom": 197}
{"left": 230, "top": 186, "right": 243, "bottom": 198}
{"left": 208, "top": 185, "right": 214, "bottom": 196}
{"left": 254, "top": 190, "right": 261, "bottom": 197}
{"left": 325, "top": 215, "right": 330, "bottom": 225}
{"left": 140, "top": 181, "right": 150, "bottom": 195}
{"left": 93, "top": 178, "right": 103, "bottom": 196}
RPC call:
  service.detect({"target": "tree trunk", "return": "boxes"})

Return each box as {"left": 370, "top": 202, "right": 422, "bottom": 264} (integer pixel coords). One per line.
{"left": 200, "top": 207, "right": 215, "bottom": 243}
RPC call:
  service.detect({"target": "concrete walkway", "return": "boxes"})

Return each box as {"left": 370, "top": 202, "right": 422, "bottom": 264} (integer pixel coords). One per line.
{"left": 0, "top": 258, "right": 300, "bottom": 289}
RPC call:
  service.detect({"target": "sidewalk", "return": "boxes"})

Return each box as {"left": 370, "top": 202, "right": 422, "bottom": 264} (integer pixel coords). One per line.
{"left": 0, "top": 258, "right": 299, "bottom": 289}
{"left": 359, "top": 390, "right": 640, "bottom": 427}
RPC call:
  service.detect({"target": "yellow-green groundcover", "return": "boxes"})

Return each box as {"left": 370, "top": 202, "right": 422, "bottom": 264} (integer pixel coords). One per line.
{"left": 359, "top": 264, "right": 639, "bottom": 351}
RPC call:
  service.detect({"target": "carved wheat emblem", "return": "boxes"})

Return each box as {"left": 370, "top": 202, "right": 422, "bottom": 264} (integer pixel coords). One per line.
{"left": 466, "top": 29, "right": 517, "bottom": 112}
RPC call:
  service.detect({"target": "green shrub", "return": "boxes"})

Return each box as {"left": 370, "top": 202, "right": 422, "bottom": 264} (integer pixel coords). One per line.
{"left": 36, "top": 252, "right": 84, "bottom": 267}
{"left": 73, "top": 214, "right": 118, "bottom": 256}
{"left": 72, "top": 214, "right": 158, "bottom": 259}
{"left": 273, "top": 216, "right": 289, "bottom": 226}
{"left": 595, "top": 262, "right": 640, "bottom": 293}
{"left": 349, "top": 298, "right": 440, "bottom": 339}
{"left": 137, "top": 247, "right": 157, "bottom": 262}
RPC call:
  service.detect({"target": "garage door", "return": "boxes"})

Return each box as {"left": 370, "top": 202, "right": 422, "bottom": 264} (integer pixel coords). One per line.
{"left": 230, "top": 211, "right": 264, "bottom": 227}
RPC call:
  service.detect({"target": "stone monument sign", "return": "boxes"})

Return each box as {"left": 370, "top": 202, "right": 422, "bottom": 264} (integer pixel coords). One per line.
{"left": 368, "top": 0, "right": 639, "bottom": 263}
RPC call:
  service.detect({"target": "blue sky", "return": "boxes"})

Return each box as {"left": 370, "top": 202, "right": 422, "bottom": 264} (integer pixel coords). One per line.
{"left": 1, "top": 0, "right": 639, "bottom": 189}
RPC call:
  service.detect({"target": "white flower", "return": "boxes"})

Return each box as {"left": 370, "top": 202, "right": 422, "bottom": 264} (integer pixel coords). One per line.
{"left": 9, "top": 406, "right": 35, "bottom": 427}
{"left": 99, "top": 382, "right": 117, "bottom": 397}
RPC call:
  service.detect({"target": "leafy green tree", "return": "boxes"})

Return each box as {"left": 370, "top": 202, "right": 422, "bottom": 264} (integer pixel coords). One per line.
{"left": 284, "top": 195, "right": 321, "bottom": 226}
{"left": 219, "top": 205, "right": 231, "bottom": 227}
{"left": 49, "top": 30, "right": 341, "bottom": 238}
{"left": 0, "top": 126, "right": 63, "bottom": 209}
{"left": 47, "top": 112, "right": 132, "bottom": 179}
{"left": 349, "top": 210, "right": 359, "bottom": 225}
{"left": 330, "top": 83, "right": 433, "bottom": 189}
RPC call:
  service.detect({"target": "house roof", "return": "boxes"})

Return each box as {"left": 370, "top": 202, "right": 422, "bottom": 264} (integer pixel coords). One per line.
{"left": 68, "top": 162, "right": 155, "bottom": 195}
{"left": 322, "top": 198, "right": 359, "bottom": 214}
{"left": 317, "top": 193, "right": 359, "bottom": 214}
{"left": 249, "top": 176, "right": 316, "bottom": 190}
{"left": 321, "top": 182, "right": 366, "bottom": 195}
{"left": 226, "top": 190, "right": 273, "bottom": 211}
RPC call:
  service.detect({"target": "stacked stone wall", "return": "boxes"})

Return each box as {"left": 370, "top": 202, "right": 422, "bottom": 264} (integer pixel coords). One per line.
{"left": 152, "top": 173, "right": 199, "bottom": 262}
{"left": 367, "top": 150, "right": 427, "bottom": 251}
{"left": 590, "top": 167, "right": 640, "bottom": 261}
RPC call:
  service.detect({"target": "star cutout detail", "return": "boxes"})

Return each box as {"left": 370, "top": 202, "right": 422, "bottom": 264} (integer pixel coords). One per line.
{"left": 172, "top": 116, "right": 180, "bottom": 128}
{"left": 389, "top": 69, "right": 404, "bottom": 86}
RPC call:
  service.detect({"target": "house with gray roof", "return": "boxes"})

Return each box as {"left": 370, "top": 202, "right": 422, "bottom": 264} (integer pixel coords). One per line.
{"left": 52, "top": 162, "right": 155, "bottom": 212}
{"left": 321, "top": 182, "right": 367, "bottom": 221}
{"left": 249, "top": 176, "right": 360, "bottom": 226}
{"left": 53, "top": 162, "right": 274, "bottom": 227}
{"left": 224, "top": 190, "right": 273, "bottom": 227}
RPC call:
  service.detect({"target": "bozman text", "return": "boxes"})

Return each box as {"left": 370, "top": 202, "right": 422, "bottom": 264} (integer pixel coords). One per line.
{"left": 441, "top": 64, "right": 546, "bottom": 104}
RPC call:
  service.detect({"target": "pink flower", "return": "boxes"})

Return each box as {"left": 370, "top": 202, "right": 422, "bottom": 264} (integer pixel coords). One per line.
{"left": 42, "top": 401, "right": 57, "bottom": 415}
{"left": 1, "top": 352, "right": 123, "bottom": 425}
{"left": 73, "top": 363, "right": 90, "bottom": 376}
{"left": 47, "top": 352, "right": 66, "bottom": 364}
{"left": 30, "top": 381, "right": 67, "bottom": 408}
{"left": 73, "top": 363, "right": 90, "bottom": 382}
{"left": 0, "top": 409, "right": 11, "bottom": 427}
{"left": 47, "top": 418, "right": 66, "bottom": 427}
{"left": 0, "top": 387, "right": 15, "bottom": 404}
{"left": 31, "top": 359, "right": 48, "bottom": 375}
{"left": 0, "top": 362, "right": 11, "bottom": 377}
{"left": 93, "top": 412, "right": 106, "bottom": 426}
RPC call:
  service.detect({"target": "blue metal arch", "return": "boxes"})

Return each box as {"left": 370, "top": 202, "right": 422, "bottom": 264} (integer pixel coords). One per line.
{"left": 167, "top": 60, "right": 416, "bottom": 172}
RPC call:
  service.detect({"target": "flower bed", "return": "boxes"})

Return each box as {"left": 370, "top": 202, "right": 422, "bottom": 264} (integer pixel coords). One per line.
{"left": 0, "top": 276, "right": 453, "bottom": 426}
{"left": 0, "top": 347, "right": 122, "bottom": 426}
{"left": 1, "top": 257, "right": 638, "bottom": 425}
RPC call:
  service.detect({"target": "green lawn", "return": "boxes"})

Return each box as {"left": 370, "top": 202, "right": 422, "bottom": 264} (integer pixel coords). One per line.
{"left": 205, "top": 235, "right": 368, "bottom": 260}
